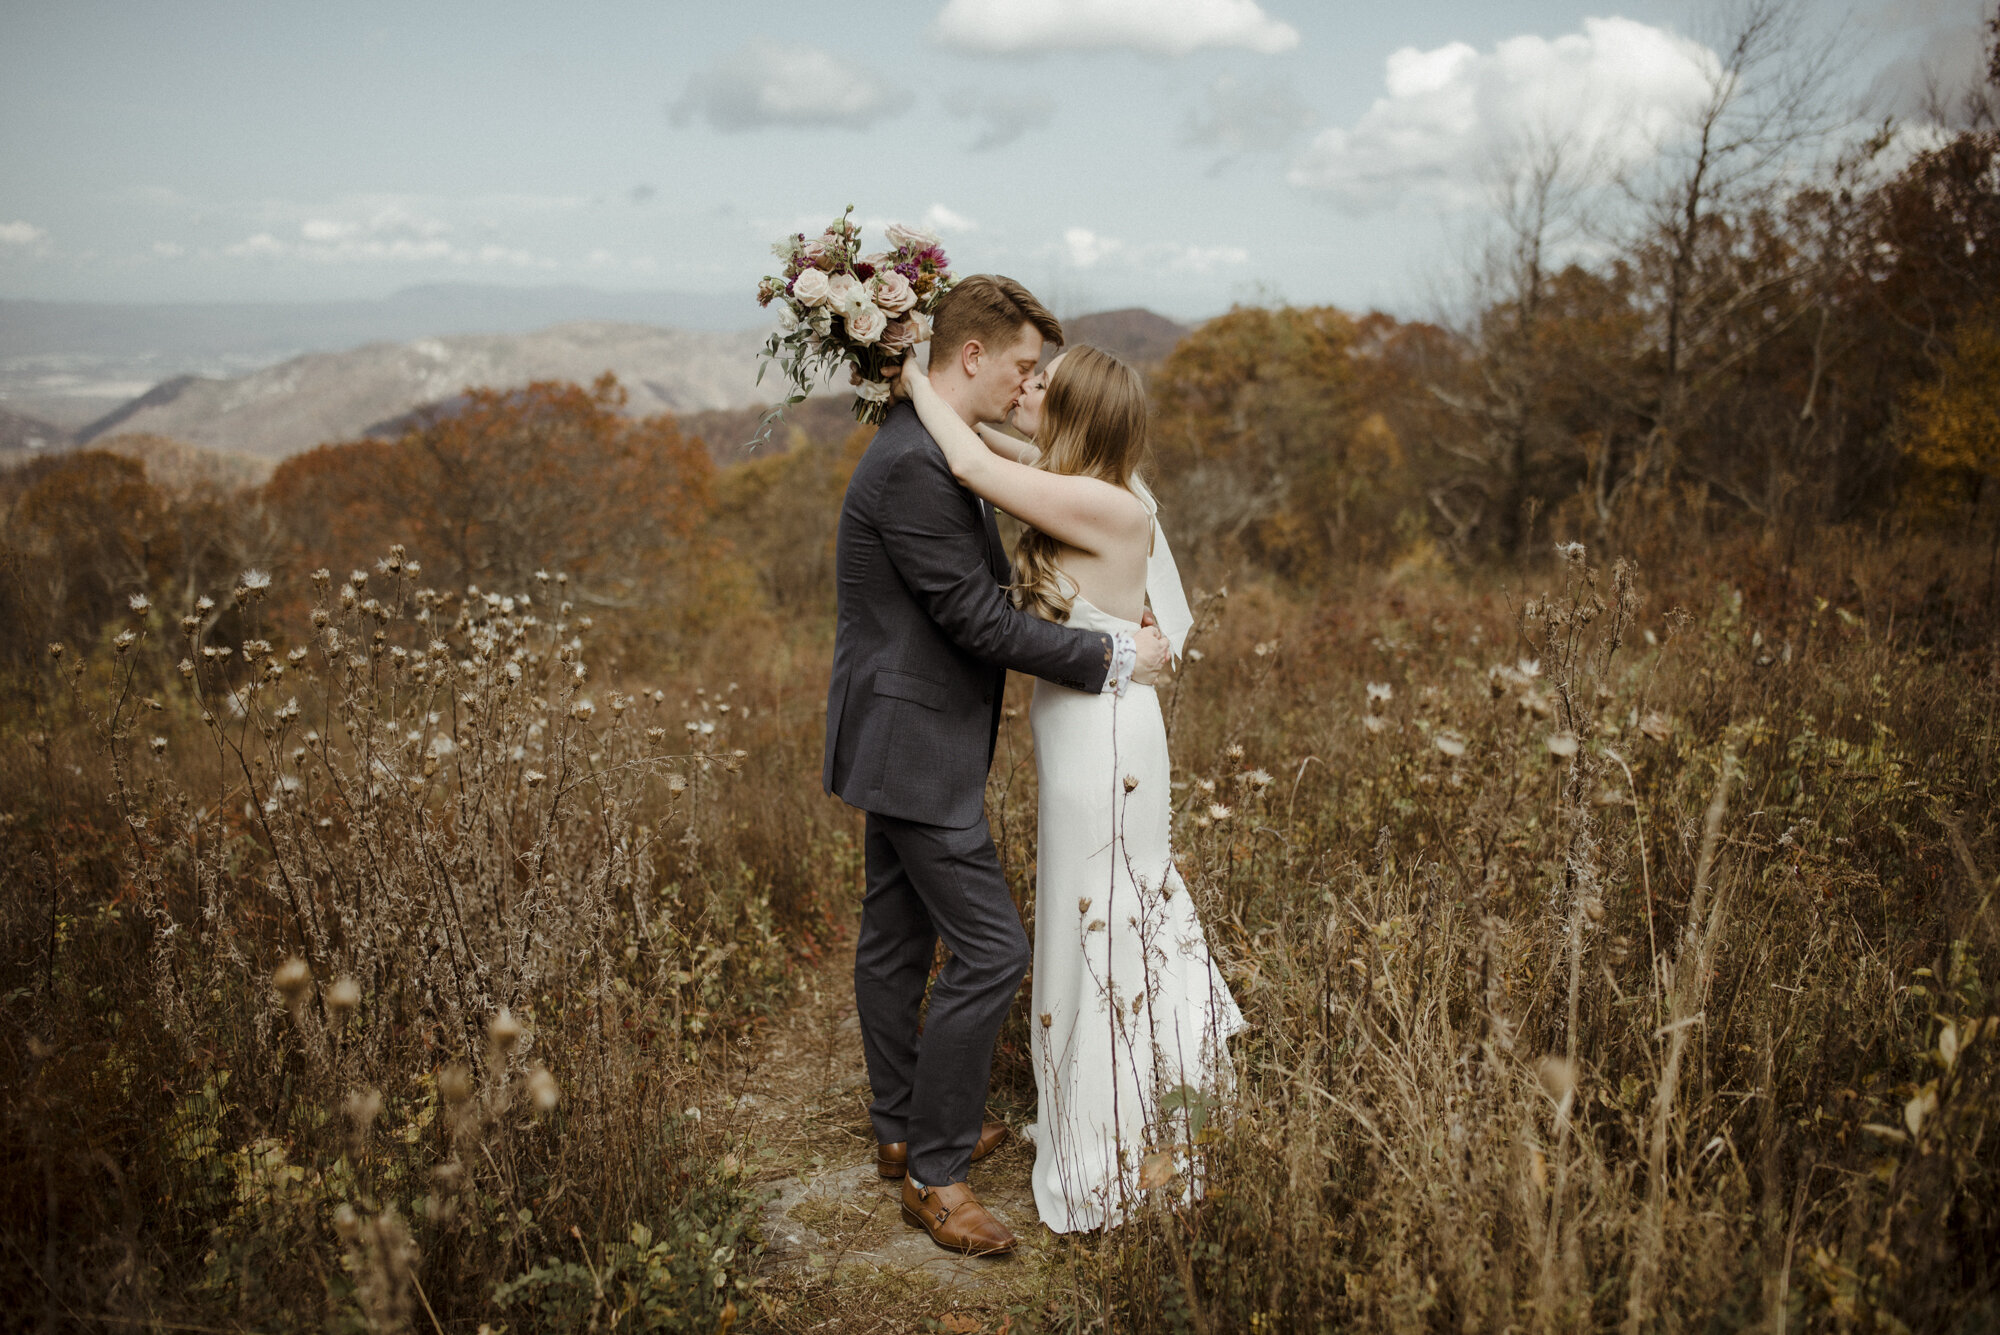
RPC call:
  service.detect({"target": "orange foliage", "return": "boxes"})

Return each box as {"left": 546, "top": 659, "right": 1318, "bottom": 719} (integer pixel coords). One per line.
{"left": 263, "top": 375, "right": 728, "bottom": 646}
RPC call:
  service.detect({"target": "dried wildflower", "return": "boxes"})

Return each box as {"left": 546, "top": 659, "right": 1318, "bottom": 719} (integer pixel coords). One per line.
{"left": 47, "top": 642, "right": 64, "bottom": 660}
{"left": 114, "top": 630, "right": 137, "bottom": 654}
{"left": 438, "top": 1062, "right": 474, "bottom": 1105}
{"left": 1209, "top": 803, "right": 1233, "bottom": 821}
{"left": 177, "top": 658, "right": 194, "bottom": 677}
{"left": 1537, "top": 1056, "right": 1577, "bottom": 1102}
{"left": 489, "top": 1008, "right": 524, "bottom": 1052}
{"left": 273, "top": 956, "right": 312, "bottom": 1006}
{"left": 150, "top": 736, "right": 167, "bottom": 755}
{"left": 571, "top": 698, "right": 595, "bottom": 721}
{"left": 524, "top": 770, "right": 546, "bottom": 788}
{"left": 526, "top": 1066, "right": 560, "bottom": 1113}
{"left": 1434, "top": 732, "right": 1467, "bottom": 758}
{"left": 1546, "top": 731, "right": 1580, "bottom": 761}
{"left": 1078, "top": 898, "right": 1093, "bottom": 914}
{"left": 646, "top": 727, "right": 666, "bottom": 742}
{"left": 240, "top": 568, "right": 271, "bottom": 592}
{"left": 1366, "top": 682, "right": 1393, "bottom": 705}
{"left": 128, "top": 593, "right": 151, "bottom": 615}
{"left": 1581, "top": 897, "right": 1605, "bottom": 922}
{"left": 1555, "top": 542, "right": 1585, "bottom": 566}
{"left": 1040, "top": 1012, "right": 1053, "bottom": 1027}
{"left": 327, "top": 976, "right": 361, "bottom": 1013}
{"left": 1237, "top": 768, "right": 1273, "bottom": 789}
{"left": 1087, "top": 919, "right": 1106, "bottom": 933}
{"left": 345, "top": 1088, "right": 383, "bottom": 1132}
{"left": 1639, "top": 711, "right": 1674, "bottom": 743}
{"left": 1123, "top": 774, "right": 1140, "bottom": 793}
{"left": 1519, "top": 689, "right": 1554, "bottom": 719}
{"left": 1226, "top": 743, "right": 1245, "bottom": 763}
{"left": 196, "top": 595, "right": 215, "bottom": 613}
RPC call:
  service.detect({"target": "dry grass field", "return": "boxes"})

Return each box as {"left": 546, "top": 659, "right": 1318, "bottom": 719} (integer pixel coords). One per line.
{"left": 3, "top": 512, "right": 1994, "bottom": 1333}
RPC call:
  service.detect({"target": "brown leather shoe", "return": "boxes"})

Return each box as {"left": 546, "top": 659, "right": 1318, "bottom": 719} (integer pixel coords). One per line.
{"left": 899, "top": 1178, "right": 1017, "bottom": 1256}
{"left": 875, "top": 1122, "right": 1009, "bottom": 1179}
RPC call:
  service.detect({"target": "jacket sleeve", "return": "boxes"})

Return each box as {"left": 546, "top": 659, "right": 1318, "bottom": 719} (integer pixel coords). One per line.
{"left": 876, "top": 442, "right": 1112, "bottom": 693}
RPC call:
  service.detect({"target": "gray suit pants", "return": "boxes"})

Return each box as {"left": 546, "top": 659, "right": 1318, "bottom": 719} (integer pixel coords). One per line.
{"left": 855, "top": 811, "right": 1031, "bottom": 1186}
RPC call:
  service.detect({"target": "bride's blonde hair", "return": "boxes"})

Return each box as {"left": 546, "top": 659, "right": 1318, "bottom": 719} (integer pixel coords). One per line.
{"left": 1013, "top": 344, "right": 1150, "bottom": 623}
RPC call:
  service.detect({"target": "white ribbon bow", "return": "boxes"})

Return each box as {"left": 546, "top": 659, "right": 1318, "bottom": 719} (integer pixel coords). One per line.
{"left": 1132, "top": 478, "right": 1192, "bottom": 662}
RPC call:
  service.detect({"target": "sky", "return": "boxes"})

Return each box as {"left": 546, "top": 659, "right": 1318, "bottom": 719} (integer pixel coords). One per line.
{"left": 0, "top": 0, "right": 1990, "bottom": 325}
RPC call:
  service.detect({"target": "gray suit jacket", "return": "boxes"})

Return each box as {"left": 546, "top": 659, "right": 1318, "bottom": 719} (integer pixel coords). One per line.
{"left": 823, "top": 402, "right": 1113, "bottom": 829}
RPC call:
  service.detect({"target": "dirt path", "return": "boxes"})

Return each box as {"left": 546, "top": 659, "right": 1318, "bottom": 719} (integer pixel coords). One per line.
{"left": 713, "top": 938, "right": 1065, "bottom": 1334}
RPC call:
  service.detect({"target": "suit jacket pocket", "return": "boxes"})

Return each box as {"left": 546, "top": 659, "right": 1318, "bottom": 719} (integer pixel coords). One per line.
{"left": 872, "top": 668, "right": 946, "bottom": 711}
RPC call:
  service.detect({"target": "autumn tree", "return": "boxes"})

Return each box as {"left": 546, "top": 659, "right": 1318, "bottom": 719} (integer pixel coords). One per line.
{"left": 1152, "top": 305, "right": 1419, "bottom": 577}
{"left": 265, "top": 374, "right": 726, "bottom": 651}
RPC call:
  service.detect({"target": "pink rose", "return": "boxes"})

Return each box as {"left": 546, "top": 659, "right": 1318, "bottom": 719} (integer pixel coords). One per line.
{"left": 878, "top": 316, "right": 920, "bottom": 351}
{"left": 885, "top": 222, "right": 942, "bottom": 251}
{"left": 800, "top": 239, "right": 830, "bottom": 264}
{"left": 869, "top": 271, "right": 916, "bottom": 315}
{"left": 791, "top": 269, "right": 831, "bottom": 307}
{"left": 825, "top": 272, "right": 868, "bottom": 316}
{"left": 846, "top": 302, "right": 889, "bottom": 345}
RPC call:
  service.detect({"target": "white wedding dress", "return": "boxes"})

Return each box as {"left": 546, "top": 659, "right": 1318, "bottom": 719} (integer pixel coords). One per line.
{"left": 1020, "top": 503, "right": 1245, "bottom": 1234}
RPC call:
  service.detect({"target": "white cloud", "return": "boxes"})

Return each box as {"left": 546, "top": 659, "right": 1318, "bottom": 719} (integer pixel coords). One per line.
{"left": 671, "top": 41, "right": 888, "bottom": 132}
{"left": 1064, "top": 227, "right": 1122, "bottom": 267}
{"left": 934, "top": 0, "right": 1299, "bottom": 58}
{"left": 1864, "top": 0, "right": 1994, "bottom": 126}
{"left": 226, "top": 208, "right": 549, "bottom": 268}
{"left": 922, "top": 204, "right": 979, "bottom": 233}
{"left": 1060, "top": 226, "right": 1247, "bottom": 272}
{"left": 0, "top": 220, "right": 48, "bottom": 247}
{"left": 151, "top": 241, "right": 185, "bottom": 258}
{"left": 1185, "top": 74, "right": 1315, "bottom": 158}
{"left": 946, "top": 88, "right": 1057, "bottom": 150}
{"left": 1288, "top": 17, "right": 1718, "bottom": 214}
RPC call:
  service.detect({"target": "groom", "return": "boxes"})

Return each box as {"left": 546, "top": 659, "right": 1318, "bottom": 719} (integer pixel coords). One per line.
{"left": 823, "top": 275, "right": 1170, "bottom": 1255}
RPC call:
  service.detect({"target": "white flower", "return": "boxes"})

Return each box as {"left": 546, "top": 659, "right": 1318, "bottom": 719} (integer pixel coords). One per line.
{"left": 240, "top": 568, "right": 271, "bottom": 591}
{"left": 810, "top": 308, "right": 834, "bottom": 337}
{"left": 1434, "top": 732, "right": 1468, "bottom": 758}
{"left": 854, "top": 375, "right": 892, "bottom": 404}
{"left": 1366, "top": 682, "right": 1393, "bottom": 704}
{"left": 885, "top": 222, "right": 941, "bottom": 250}
{"left": 825, "top": 272, "right": 868, "bottom": 316}
{"left": 791, "top": 269, "right": 831, "bottom": 307}
{"left": 775, "top": 302, "right": 801, "bottom": 334}
{"left": 128, "top": 594, "right": 151, "bottom": 615}
{"left": 846, "top": 302, "right": 889, "bottom": 344}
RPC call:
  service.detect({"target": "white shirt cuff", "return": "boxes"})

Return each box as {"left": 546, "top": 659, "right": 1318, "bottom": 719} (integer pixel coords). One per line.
{"left": 1101, "top": 631, "right": 1137, "bottom": 697}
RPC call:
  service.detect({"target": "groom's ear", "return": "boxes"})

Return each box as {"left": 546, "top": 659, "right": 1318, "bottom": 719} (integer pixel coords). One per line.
{"left": 956, "top": 338, "right": 983, "bottom": 378}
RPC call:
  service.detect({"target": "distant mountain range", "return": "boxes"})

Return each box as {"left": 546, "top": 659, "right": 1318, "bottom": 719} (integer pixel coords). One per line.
{"left": 69, "top": 321, "right": 770, "bottom": 459}
{"left": 0, "top": 283, "right": 762, "bottom": 429}
{"left": 0, "top": 295, "right": 1193, "bottom": 470}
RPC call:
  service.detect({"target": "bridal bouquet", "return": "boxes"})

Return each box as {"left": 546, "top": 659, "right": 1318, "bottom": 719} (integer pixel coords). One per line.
{"left": 753, "top": 206, "right": 955, "bottom": 432}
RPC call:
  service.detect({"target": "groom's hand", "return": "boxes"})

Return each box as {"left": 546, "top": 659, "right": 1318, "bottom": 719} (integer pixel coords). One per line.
{"left": 1130, "top": 625, "right": 1173, "bottom": 686}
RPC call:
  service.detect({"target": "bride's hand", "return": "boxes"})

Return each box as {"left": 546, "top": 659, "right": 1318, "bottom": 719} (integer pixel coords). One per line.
{"left": 889, "top": 348, "right": 925, "bottom": 401}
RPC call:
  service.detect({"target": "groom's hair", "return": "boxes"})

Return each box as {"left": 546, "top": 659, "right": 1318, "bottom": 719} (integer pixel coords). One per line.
{"left": 931, "top": 275, "right": 1062, "bottom": 367}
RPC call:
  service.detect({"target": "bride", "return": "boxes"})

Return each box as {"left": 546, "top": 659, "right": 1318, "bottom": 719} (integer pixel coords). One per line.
{"left": 898, "top": 345, "right": 1245, "bottom": 1233}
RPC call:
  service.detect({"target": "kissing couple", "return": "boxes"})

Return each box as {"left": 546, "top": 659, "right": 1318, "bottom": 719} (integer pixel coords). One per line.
{"left": 823, "top": 274, "right": 1244, "bottom": 1254}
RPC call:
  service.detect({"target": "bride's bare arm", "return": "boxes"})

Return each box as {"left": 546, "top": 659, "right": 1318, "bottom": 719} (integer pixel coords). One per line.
{"left": 902, "top": 355, "right": 1147, "bottom": 556}
{"left": 976, "top": 422, "right": 1038, "bottom": 465}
